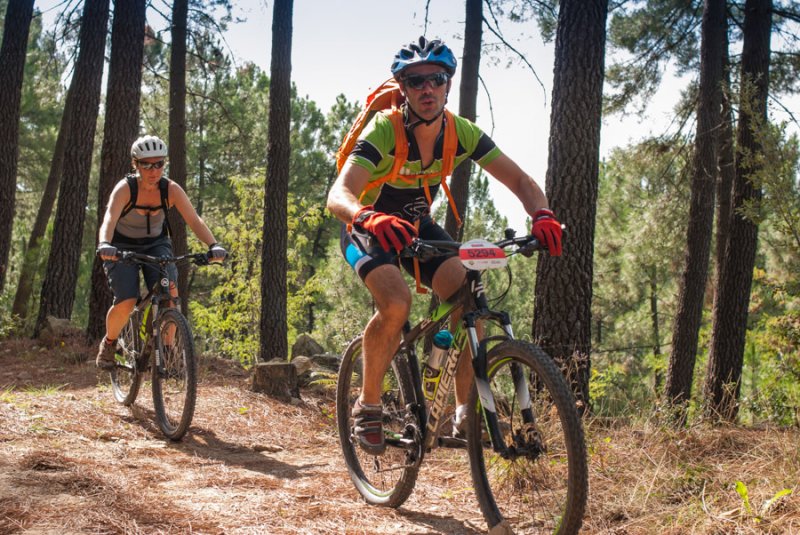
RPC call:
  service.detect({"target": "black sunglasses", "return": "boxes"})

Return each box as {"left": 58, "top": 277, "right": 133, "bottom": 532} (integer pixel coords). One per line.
{"left": 402, "top": 72, "right": 450, "bottom": 90}
{"left": 137, "top": 159, "right": 166, "bottom": 170}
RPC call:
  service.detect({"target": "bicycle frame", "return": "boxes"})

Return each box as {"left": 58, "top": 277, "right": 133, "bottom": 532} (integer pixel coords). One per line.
{"left": 120, "top": 252, "right": 205, "bottom": 374}
{"left": 398, "top": 267, "right": 527, "bottom": 457}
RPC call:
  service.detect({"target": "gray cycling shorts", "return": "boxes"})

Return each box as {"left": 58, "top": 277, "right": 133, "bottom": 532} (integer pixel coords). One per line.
{"left": 103, "top": 236, "right": 178, "bottom": 304}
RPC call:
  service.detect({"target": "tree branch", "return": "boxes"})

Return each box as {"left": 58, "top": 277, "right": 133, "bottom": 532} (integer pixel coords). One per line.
{"left": 481, "top": 15, "right": 547, "bottom": 106}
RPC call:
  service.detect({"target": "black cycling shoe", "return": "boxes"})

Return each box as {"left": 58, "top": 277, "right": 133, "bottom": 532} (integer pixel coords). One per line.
{"left": 352, "top": 399, "right": 386, "bottom": 455}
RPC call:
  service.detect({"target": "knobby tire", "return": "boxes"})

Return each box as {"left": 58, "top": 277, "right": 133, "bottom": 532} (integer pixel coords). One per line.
{"left": 467, "top": 340, "right": 588, "bottom": 534}
{"left": 151, "top": 308, "right": 197, "bottom": 441}
{"left": 336, "top": 336, "right": 421, "bottom": 507}
{"left": 111, "top": 310, "right": 144, "bottom": 406}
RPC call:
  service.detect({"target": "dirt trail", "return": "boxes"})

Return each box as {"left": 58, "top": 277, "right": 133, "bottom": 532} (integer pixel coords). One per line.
{"left": 3, "top": 339, "right": 800, "bottom": 534}
{"left": 0, "top": 340, "right": 488, "bottom": 535}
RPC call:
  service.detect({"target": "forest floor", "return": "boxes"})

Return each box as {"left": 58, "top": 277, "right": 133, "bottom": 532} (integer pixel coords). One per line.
{"left": 0, "top": 336, "right": 799, "bottom": 535}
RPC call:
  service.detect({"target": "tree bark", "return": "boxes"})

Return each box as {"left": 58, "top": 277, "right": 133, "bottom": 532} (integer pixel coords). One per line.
{"left": 533, "top": 0, "right": 608, "bottom": 412}
{"left": 443, "top": 0, "right": 482, "bottom": 241}
{"left": 34, "top": 0, "right": 110, "bottom": 336}
{"left": 663, "top": 0, "right": 726, "bottom": 422}
{"left": 86, "top": 0, "right": 147, "bottom": 341}
{"left": 260, "top": 0, "right": 293, "bottom": 362}
{"left": 0, "top": 0, "right": 35, "bottom": 293}
{"left": 714, "top": 37, "right": 736, "bottom": 280}
{"left": 168, "top": 0, "right": 190, "bottom": 313}
{"left": 705, "top": 0, "right": 772, "bottom": 422}
{"left": 650, "top": 266, "right": 663, "bottom": 396}
{"left": 11, "top": 97, "right": 71, "bottom": 321}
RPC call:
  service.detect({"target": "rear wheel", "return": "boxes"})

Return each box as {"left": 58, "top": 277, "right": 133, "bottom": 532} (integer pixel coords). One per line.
{"left": 151, "top": 308, "right": 197, "bottom": 441}
{"left": 111, "top": 310, "right": 144, "bottom": 406}
{"left": 467, "top": 340, "right": 588, "bottom": 534}
{"left": 336, "top": 336, "right": 422, "bottom": 507}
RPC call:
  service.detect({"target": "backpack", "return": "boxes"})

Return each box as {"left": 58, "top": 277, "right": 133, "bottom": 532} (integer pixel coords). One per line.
{"left": 336, "top": 78, "right": 462, "bottom": 228}
{"left": 119, "top": 174, "right": 172, "bottom": 237}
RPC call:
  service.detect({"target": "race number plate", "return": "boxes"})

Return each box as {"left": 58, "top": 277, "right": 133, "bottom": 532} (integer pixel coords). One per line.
{"left": 459, "top": 239, "right": 508, "bottom": 270}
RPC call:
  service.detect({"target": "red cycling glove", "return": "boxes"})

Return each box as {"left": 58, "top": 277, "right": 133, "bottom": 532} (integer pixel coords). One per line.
{"left": 352, "top": 205, "right": 418, "bottom": 252}
{"left": 531, "top": 209, "right": 562, "bottom": 257}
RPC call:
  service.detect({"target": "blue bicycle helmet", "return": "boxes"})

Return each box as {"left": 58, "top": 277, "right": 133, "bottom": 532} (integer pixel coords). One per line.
{"left": 391, "top": 36, "right": 457, "bottom": 77}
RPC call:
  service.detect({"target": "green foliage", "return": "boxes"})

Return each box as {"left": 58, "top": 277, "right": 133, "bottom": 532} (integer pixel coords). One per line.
{"left": 605, "top": 0, "right": 701, "bottom": 115}
{"left": 0, "top": 308, "right": 24, "bottom": 340}
{"left": 591, "top": 138, "right": 691, "bottom": 415}
{"left": 190, "top": 173, "right": 263, "bottom": 365}
{"left": 735, "top": 480, "right": 794, "bottom": 524}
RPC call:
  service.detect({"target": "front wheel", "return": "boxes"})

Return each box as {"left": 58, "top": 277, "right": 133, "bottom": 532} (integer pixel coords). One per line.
{"left": 151, "top": 308, "right": 197, "bottom": 441}
{"left": 466, "top": 340, "right": 588, "bottom": 534}
{"left": 111, "top": 309, "right": 144, "bottom": 405}
{"left": 335, "top": 336, "right": 421, "bottom": 507}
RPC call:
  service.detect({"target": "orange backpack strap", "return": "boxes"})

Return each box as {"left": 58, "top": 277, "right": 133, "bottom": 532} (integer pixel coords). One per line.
{"left": 438, "top": 110, "right": 462, "bottom": 229}
{"left": 358, "top": 105, "right": 409, "bottom": 204}
{"left": 411, "top": 219, "right": 428, "bottom": 294}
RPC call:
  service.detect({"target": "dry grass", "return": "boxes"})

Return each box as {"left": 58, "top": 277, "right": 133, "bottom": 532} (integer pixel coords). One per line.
{"left": 0, "top": 338, "right": 798, "bottom": 534}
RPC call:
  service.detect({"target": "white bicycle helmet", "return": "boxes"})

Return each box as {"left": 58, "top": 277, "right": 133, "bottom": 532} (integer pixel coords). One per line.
{"left": 131, "top": 135, "right": 168, "bottom": 159}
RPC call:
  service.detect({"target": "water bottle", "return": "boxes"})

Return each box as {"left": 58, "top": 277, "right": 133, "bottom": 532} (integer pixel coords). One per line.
{"left": 423, "top": 329, "right": 454, "bottom": 399}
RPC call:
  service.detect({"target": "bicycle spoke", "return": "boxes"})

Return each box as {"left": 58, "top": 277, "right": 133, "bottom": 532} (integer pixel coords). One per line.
{"left": 336, "top": 337, "right": 421, "bottom": 507}
{"left": 110, "top": 310, "right": 144, "bottom": 405}
{"left": 468, "top": 341, "right": 587, "bottom": 534}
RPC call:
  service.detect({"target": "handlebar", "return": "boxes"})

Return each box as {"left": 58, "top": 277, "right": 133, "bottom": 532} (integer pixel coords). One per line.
{"left": 397, "top": 229, "right": 544, "bottom": 262}
{"left": 116, "top": 251, "right": 215, "bottom": 266}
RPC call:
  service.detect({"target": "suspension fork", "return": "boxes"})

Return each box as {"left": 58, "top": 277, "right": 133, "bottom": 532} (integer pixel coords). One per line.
{"left": 467, "top": 306, "right": 537, "bottom": 456}
{"left": 483, "top": 312, "right": 537, "bottom": 424}
{"left": 465, "top": 310, "right": 511, "bottom": 454}
{"left": 152, "top": 275, "right": 172, "bottom": 375}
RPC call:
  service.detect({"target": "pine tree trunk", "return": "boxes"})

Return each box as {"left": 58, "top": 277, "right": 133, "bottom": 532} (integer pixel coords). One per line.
{"left": 705, "top": 0, "right": 772, "bottom": 422}
{"left": 86, "top": 0, "right": 147, "bottom": 341}
{"left": 34, "top": 0, "right": 110, "bottom": 336}
{"left": 715, "top": 38, "right": 736, "bottom": 279}
{"left": 168, "top": 0, "right": 190, "bottom": 313}
{"left": 533, "top": 0, "right": 608, "bottom": 412}
{"left": 0, "top": 0, "right": 35, "bottom": 293}
{"left": 11, "top": 97, "right": 71, "bottom": 321}
{"left": 443, "top": 0, "right": 482, "bottom": 242}
{"left": 663, "top": 0, "right": 726, "bottom": 421}
{"left": 650, "top": 267, "right": 663, "bottom": 396}
{"left": 260, "top": 0, "right": 293, "bottom": 362}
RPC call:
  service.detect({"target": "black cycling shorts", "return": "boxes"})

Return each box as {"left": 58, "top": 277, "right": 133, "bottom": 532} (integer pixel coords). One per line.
{"left": 103, "top": 235, "right": 178, "bottom": 304}
{"left": 339, "top": 216, "right": 455, "bottom": 288}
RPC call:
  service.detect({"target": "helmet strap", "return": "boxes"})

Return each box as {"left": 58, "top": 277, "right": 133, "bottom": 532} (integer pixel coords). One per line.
{"left": 403, "top": 102, "right": 445, "bottom": 129}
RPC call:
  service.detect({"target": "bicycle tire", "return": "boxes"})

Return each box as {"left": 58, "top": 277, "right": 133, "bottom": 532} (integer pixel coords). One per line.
{"left": 111, "top": 310, "right": 144, "bottom": 406}
{"left": 466, "top": 340, "right": 588, "bottom": 534}
{"left": 336, "top": 336, "right": 421, "bottom": 507}
{"left": 151, "top": 308, "right": 197, "bottom": 440}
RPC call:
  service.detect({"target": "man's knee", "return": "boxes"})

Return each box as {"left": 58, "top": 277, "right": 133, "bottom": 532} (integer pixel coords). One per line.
{"left": 365, "top": 267, "right": 412, "bottom": 321}
{"left": 432, "top": 257, "right": 466, "bottom": 300}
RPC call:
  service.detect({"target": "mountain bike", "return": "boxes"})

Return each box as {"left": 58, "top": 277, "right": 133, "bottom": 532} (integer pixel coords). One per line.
{"left": 109, "top": 250, "right": 213, "bottom": 441}
{"left": 336, "top": 230, "right": 588, "bottom": 534}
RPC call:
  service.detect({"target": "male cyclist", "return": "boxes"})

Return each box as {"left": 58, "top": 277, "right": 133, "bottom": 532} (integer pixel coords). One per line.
{"left": 327, "top": 37, "right": 563, "bottom": 455}
{"left": 95, "top": 135, "right": 227, "bottom": 369}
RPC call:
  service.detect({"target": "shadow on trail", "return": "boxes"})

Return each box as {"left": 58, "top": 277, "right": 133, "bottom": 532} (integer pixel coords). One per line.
{"left": 121, "top": 403, "right": 321, "bottom": 480}
{"left": 397, "top": 508, "right": 484, "bottom": 535}
{"left": 171, "top": 427, "right": 324, "bottom": 480}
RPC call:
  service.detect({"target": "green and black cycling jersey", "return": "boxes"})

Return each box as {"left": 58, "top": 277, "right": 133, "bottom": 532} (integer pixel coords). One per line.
{"left": 347, "top": 110, "right": 502, "bottom": 221}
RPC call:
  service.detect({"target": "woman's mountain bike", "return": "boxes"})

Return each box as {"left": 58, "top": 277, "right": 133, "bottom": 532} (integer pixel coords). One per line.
{"left": 109, "top": 251, "right": 213, "bottom": 441}
{"left": 336, "top": 230, "right": 588, "bottom": 534}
